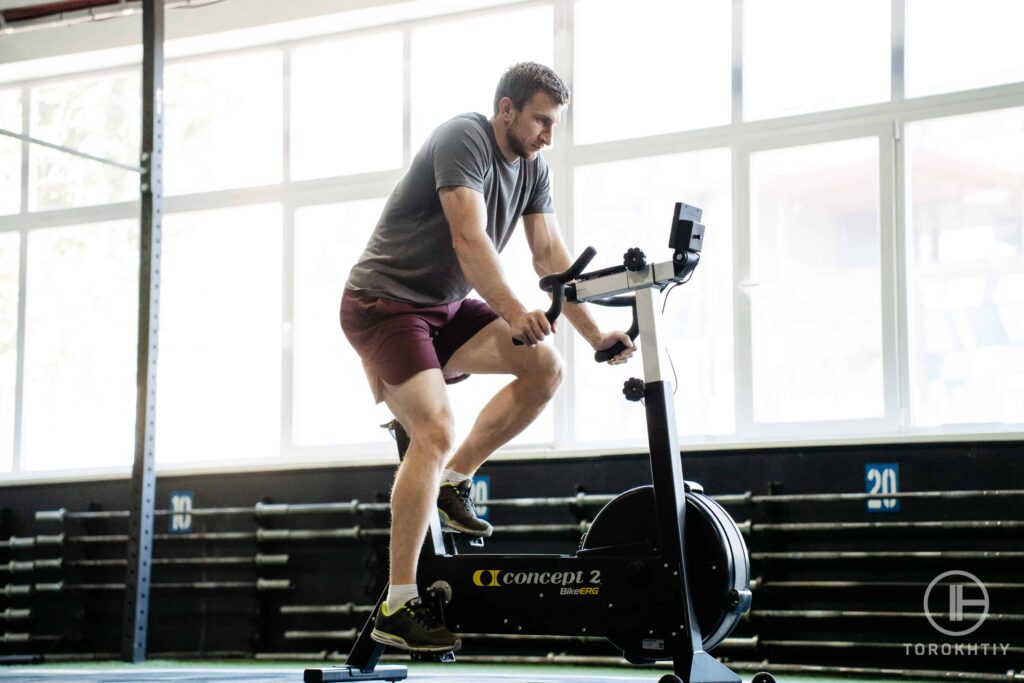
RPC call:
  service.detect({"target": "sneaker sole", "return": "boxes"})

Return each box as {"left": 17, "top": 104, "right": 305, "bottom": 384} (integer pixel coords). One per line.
{"left": 370, "top": 628, "right": 461, "bottom": 653}
{"left": 438, "top": 509, "right": 493, "bottom": 538}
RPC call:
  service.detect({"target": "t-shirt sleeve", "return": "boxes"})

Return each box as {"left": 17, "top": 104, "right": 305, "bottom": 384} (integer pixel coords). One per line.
{"left": 432, "top": 118, "right": 489, "bottom": 193}
{"left": 524, "top": 154, "right": 555, "bottom": 215}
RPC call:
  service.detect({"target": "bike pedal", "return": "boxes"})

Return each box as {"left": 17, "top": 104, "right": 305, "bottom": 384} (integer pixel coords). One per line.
{"left": 410, "top": 650, "right": 456, "bottom": 663}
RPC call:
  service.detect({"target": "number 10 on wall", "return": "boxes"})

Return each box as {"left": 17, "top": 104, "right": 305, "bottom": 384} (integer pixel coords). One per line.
{"left": 865, "top": 463, "right": 899, "bottom": 512}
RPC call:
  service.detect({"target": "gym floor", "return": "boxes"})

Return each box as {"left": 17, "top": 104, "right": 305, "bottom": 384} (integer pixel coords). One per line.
{"left": 0, "top": 661, "right": 954, "bottom": 683}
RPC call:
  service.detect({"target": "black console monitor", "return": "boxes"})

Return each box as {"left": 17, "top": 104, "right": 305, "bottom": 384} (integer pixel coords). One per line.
{"left": 669, "top": 201, "right": 705, "bottom": 254}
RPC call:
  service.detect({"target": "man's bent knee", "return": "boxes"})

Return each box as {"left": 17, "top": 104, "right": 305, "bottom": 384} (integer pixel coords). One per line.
{"left": 521, "top": 345, "right": 564, "bottom": 399}
{"left": 408, "top": 419, "right": 456, "bottom": 464}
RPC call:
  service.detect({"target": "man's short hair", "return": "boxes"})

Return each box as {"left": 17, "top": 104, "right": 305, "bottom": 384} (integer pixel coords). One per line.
{"left": 493, "top": 62, "right": 570, "bottom": 115}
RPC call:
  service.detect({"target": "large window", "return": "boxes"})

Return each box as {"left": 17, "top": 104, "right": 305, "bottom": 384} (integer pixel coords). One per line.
{"left": 743, "top": 0, "right": 890, "bottom": 121}
{"left": 1, "top": 0, "right": 1022, "bottom": 478}
{"left": 906, "top": 108, "right": 1024, "bottom": 427}
{"left": 155, "top": 205, "right": 283, "bottom": 465}
{"left": 906, "top": 0, "right": 1024, "bottom": 97}
{"left": 574, "top": 0, "right": 731, "bottom": 143}
{"left": 0, "top": 233, "right": 18, "bottom": 472}
{"left": 291, "top": 33, "right": 403, "bottom": 179}
{"left": 21, "top": 221, "right": 138, "bottom": 471}
{"left": 29, "top": 71, "right": 140, "bottom": 211}
{"left": 748, "top": 137, "right": 884, "bottom": 423}
{"left": 164, "top": 51, "right": 284, "bottom": 196}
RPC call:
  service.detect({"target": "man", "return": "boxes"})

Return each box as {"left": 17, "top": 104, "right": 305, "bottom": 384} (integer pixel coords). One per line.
{"left": 340, "top": 62, "right": 634, "bottom": 652}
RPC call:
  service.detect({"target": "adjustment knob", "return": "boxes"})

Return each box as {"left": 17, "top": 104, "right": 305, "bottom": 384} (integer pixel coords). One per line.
{"left": 623, "top": 247, "right": 647, "bottom": 272}
{"left": 622, "top": 378, "right": 645, "bottom": 402}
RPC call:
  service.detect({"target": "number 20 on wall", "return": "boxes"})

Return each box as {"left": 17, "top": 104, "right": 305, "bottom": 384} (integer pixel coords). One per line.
{"left": 865, "top": 463, "right": 900, "bottom": 512}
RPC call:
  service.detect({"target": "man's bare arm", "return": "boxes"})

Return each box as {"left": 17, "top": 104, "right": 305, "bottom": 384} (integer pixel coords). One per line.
{"left": 440, "top": 186, "right": 551, "bottom": 345}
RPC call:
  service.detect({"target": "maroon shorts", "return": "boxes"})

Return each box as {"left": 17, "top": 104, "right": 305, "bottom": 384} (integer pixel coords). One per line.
{"left": 340, "top": 288, "right": 500, "bottom": 403}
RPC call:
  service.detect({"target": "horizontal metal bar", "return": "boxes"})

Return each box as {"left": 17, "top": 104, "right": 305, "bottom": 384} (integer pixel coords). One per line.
{"left": 751, "top": 489, "right": 1024, "bottom": 504}
{"left": 752, "top": 609, "right": 1022, "bottom": 621}
{"left": 752, "top": 550, "right": 1024, "bottom": 561}
{"left": 284, "top": 629, "right": 358, "bottom": 641}
{"left": 0, "top": 534, "right": 65, "bottom": 548}
{"left": 34, "top": 494, "right": 611, "bottom": 522}
{"left": 55, "top": 554, "right": 287, "bottom": 569}
{"left": 0, "top": 559, "right": 62, "bottom": 573}
{"left": 279, "top": 603, "right": 374, "bottom": 616}
{"left": 67, "top": 531, "right": 258, "bottom": 544}
{"left": 483, "top": 494, "right": 616, "bottom": 508}
{"left": 31, "top": 578, "right": 290, "bottom": 592}
{"left": 723, "top": 661, "right": 1023, "bottom": 682}
{"left": 746, "top": 519, "right": 1024, "bottom": 533}
{"left": 0, "top": 608, "right": 31, "bottom": 621}
{"left": 752, "top": 578, "right": 1024, "bottom": 590}
{"left": 0, "top": 128, "right": 142, "bottom": 173}
{"left": 0, "top": 632, "right": 55, "bottom": 643}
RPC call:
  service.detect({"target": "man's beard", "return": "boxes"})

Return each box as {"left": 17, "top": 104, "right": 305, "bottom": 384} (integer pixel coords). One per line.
{"left": 506, "top": 115, "right": 532, "bottom": 159}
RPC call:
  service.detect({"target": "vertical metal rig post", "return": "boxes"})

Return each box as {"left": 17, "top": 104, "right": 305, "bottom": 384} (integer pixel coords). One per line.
{"left": 121, "top": 0, "right": 164, "bottom": 663}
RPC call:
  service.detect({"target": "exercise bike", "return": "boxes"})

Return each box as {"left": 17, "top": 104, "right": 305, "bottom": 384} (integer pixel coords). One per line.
{"left": 306, "top": 203, "right": 774, "bottom": 683}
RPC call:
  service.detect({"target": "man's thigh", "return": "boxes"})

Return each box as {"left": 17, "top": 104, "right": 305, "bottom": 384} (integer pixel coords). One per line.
{"left": 381, "top": 368, "right": 453, "bottom": 436}
{"left": 441, "top": 317, "right": 554, "bottom": 377}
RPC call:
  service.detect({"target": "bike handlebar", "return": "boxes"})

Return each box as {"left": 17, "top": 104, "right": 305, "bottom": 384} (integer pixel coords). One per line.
{"left": 512, "top": 247, "right": 596, "bottom": 347}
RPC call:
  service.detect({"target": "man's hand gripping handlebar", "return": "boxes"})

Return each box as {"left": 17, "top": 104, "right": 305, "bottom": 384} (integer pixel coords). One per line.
{"left": 511, "top": 246, "right": 596, "bottom": 348}
{"left": 512, "top": 247, "right": 638, "bottom": 363}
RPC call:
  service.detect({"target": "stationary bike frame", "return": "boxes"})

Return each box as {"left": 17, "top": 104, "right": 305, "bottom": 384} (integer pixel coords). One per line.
{"left": 306, "top": 203, "right": 745, "bottom": 683}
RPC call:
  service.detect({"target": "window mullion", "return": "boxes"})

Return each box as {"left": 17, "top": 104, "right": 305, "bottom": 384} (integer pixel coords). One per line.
{"left": 553, "top": 0, "right": 574, "bottom": 450}
{"left": 732, "top": 143, "right": 754, "bottom": 435}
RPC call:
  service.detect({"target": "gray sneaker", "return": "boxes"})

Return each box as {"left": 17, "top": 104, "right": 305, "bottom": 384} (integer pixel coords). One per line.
{"left": 437, "top": 480, "right": 493, "bottom": 537}
{"left": 370, "top": 596, "right": 461, "bottom": 652}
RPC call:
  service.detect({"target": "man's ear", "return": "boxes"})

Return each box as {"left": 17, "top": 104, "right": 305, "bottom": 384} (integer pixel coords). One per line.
{"left": 498, "top": 96, "right": 515, "bottom": 119}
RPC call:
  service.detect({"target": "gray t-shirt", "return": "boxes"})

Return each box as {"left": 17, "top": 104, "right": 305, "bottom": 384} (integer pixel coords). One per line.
{"left": 345, "top": 112, "right": 554, "bottom": 304}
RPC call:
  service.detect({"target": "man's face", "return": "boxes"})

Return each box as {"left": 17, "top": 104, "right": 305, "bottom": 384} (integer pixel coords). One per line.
{"left": 505, "top": 91, "right": 564, "bottom": 161}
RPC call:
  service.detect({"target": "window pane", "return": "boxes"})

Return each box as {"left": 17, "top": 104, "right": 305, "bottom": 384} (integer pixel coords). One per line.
{"left": 574, "top": 0, "right": 730, "bottom": 144}
{"left": 744, "top": 0, "right": 889, "bottom": 121}
{"left": 749, "top": 137, "right": 883, "bottom": 422}
{"left": 165, "top": 51, "right": 283, "bottom": 195}
{"left": 906, "top": 109, "right": 1024, "bottom": 426}
{"left": 292, "top": 33, "right": 403, "bottom": 180}
{"left": 157, "top": 205, "right": 282, "bottom": 464}
{"left": 574, "top": 150, "right": 733, "bottom": 444}
{"left": 29, "top": 72, "right": 140, "bottom": 211}
{"left": 22, "top": 221, "right": 138, "bottom": 470}
{"left": 411, "top": 6, "right": 553, "bottom": 152}
{"left": 908, "top": 0, "right": 1024, "bottom": 97}
{"left": 294, "top": 199, "right": 389, "bottom": 446}
{"left": 0, "top": 233, "right": 18, "bottom": 472}
{"left": 0, "top": 88, "right": 21, "bottom": 215}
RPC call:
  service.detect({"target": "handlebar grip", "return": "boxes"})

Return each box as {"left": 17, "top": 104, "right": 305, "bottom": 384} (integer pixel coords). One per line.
{"left": 594, "top": 341, "right": 627, "bottom": 363}
{"left": 594, "top": 335, "right": 640, "bottom": 362}
{"left": 594, "top": 307, "right": 639, "bottom": 362}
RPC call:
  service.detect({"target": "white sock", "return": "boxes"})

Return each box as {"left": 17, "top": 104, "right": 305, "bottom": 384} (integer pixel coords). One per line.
{"left": 385, "top": 583, "right": 419, "bottom": 614}
{"left": 442, "top": 469, "right": 471, "bottom": 486}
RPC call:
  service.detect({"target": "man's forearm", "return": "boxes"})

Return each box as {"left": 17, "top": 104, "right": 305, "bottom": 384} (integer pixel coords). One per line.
{"left": 453, "top": 233, "right": 526, "bottom": 323}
